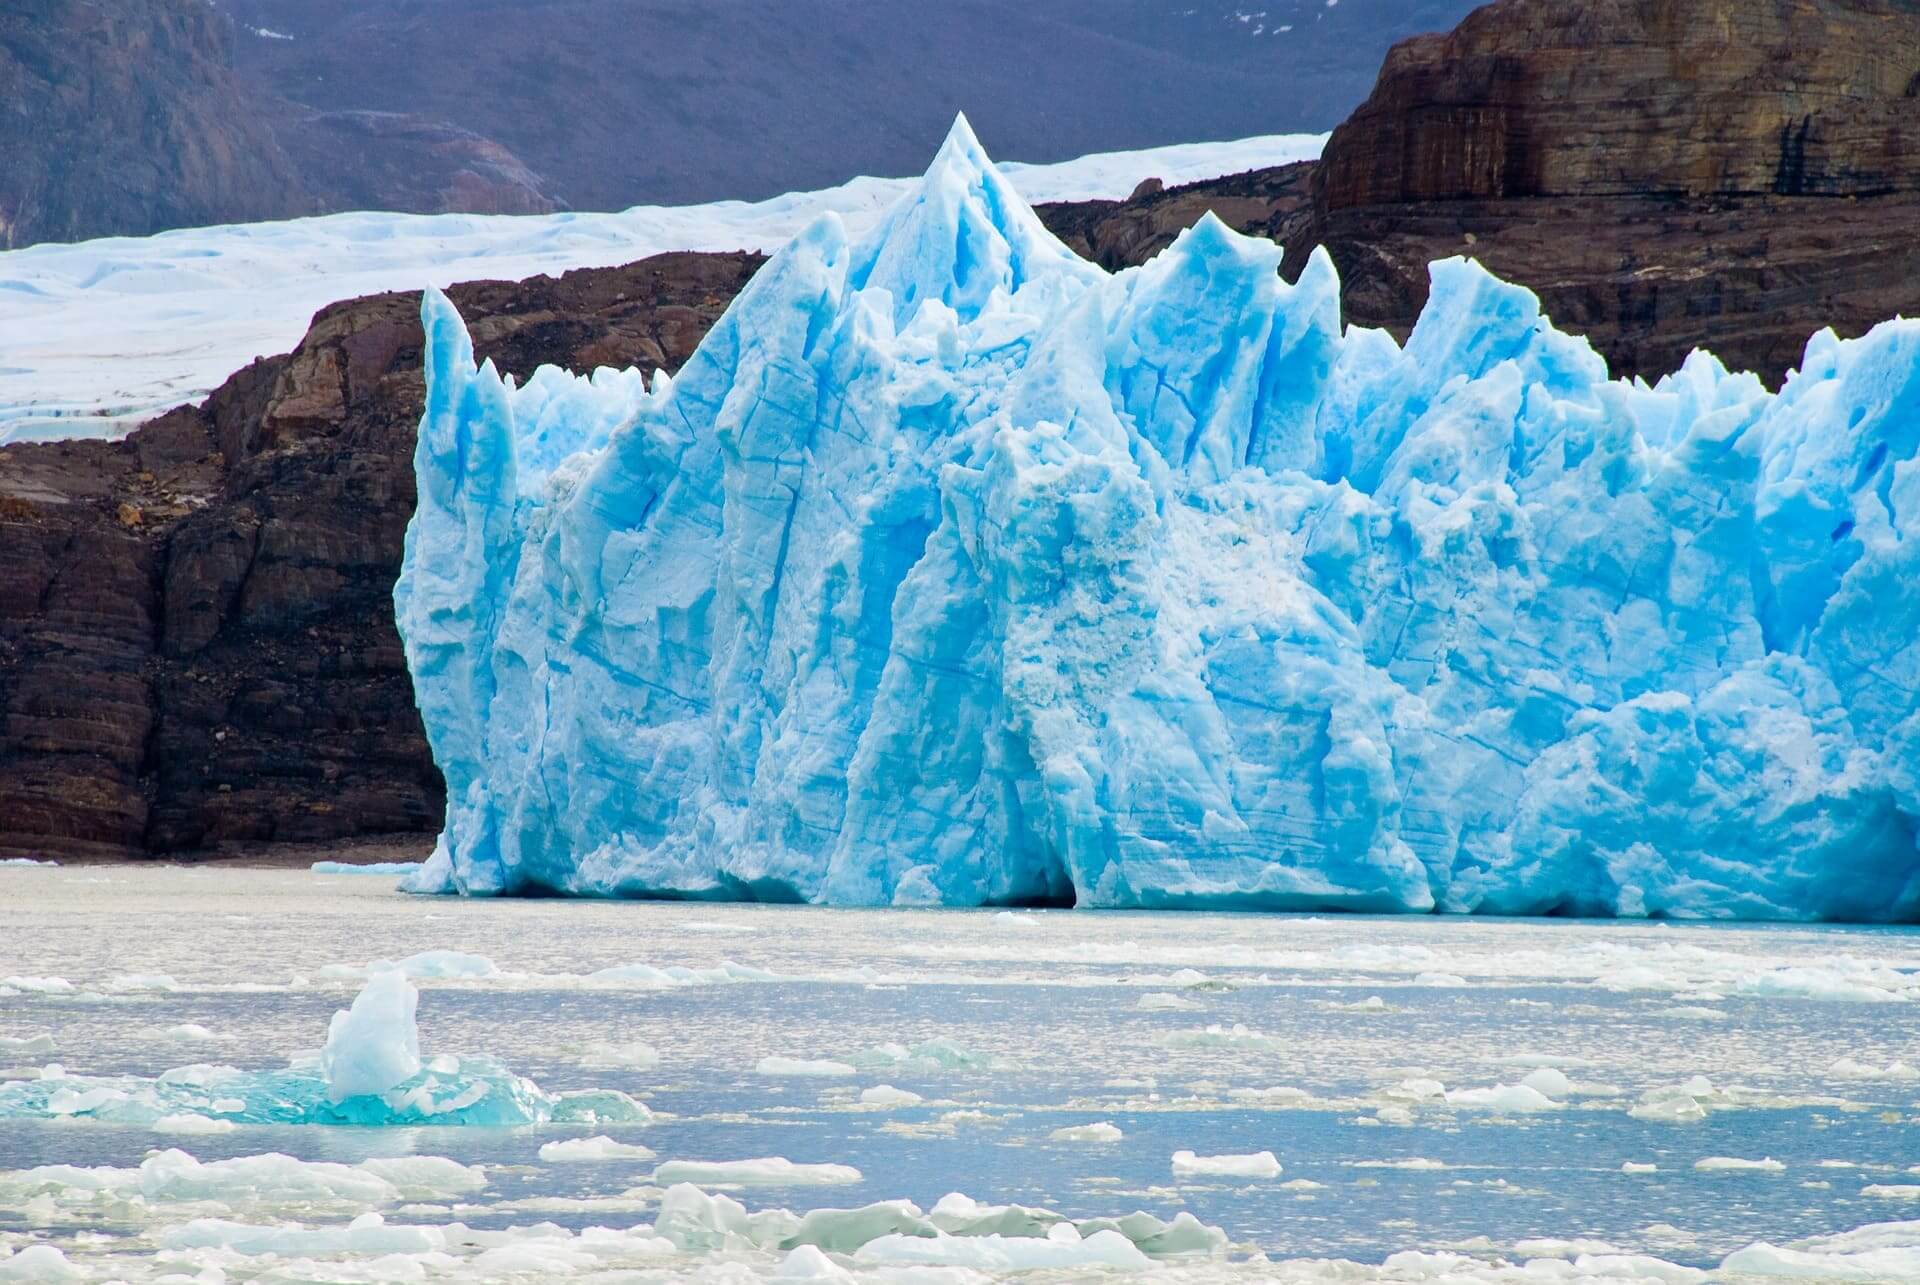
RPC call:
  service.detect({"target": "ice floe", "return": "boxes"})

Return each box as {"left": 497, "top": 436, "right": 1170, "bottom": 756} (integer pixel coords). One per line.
{"left": 857, "top": 1085, "right": 924, "bottom": 1107}
{"left": 309, "top": 861, "right": 426, "bottom": 876}
{"left": 1170, "top": 1150, "right": 1282, "bottom": 1179}
{"left": 1050, "top": 1121, "right": 1124, "bottom": 1142}
{"left": 538, "top": 1136, "right": 658, "bottom": 1162}
{"left": 0, "top": 1148, "right": 486, "bottom": 1212}
{"left": 1694, "top": 1155, "right": 1786, "bottom": 1172}
{"left": 758, "top": 1057, "right": 859, "bottom": 1078}
{"left": 651, "top": 1159, "right": 865, "bottom": 1188}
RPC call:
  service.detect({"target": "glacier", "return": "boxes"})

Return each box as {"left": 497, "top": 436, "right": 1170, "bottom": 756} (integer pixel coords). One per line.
{"left": 395, "top": 115, "right": 1920, "bottom": 920}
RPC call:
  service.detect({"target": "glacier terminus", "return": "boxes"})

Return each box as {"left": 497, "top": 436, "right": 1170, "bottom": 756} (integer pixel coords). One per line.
{"left": 395, "top": 116, "right": 1920, "bottom": 919}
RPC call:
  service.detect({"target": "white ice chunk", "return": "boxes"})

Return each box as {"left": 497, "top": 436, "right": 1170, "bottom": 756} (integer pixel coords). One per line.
{"left": 758, "top": 1057, "right": 858, "bottom": 1077}
{"left": 162, "top": 1023, "right": 234, "bottom": 1044}
{"left": 1171, "top": 1149, "right": 1281, "bottom": 1178}
{"left": 1444, "top": 1083, "right": 1561, "bottom": 1113}
{"left": 651, "top": 1157, "right": 863, "bottom": 1187}
{"left": 538, "top": 1136, "right": 657, "bottom": 1162}
{"left": 152, "top": 1113, "right": 236, "bottom": 1135}
{"left": 855, "top": 1227, "right": 1153, "bottom": 1271}
{"left": 1050, "top": 1121, "right": 1123, "bottom": 1142}
{"left": 859, "top": 1085, "right": 924, "bottom": 1106}
{"left": 320, "top": 970, "right": 422, "bottom": 1101}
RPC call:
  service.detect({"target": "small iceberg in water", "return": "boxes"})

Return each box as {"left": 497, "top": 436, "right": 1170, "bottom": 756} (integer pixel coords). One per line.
{"left": 0, "top": 970, "right": 650, "bottom": 1128}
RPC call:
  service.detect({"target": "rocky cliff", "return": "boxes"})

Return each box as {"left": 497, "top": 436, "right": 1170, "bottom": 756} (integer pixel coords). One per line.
{"left": 0, "top": 254, "right": 759, "bottom": 858}
{"left": 1285, "top": 0, "right": 1920, "bottom": 382}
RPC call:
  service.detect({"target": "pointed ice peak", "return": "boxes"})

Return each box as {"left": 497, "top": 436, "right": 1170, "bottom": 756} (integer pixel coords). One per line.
{"left": 931, "top": 109, "right": 992, "bottom": 173}
{"left": 847, "top": 113, "right": 1093, "bottom": 331}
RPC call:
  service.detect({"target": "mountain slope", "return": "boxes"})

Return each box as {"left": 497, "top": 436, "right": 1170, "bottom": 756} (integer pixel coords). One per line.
{"left": 0, "top": 0, "right": 311, "bottom": 247}
{"left": 0, "top": 0, "right": 564, "bottom": 248}
{"left": 218, "top": 0, "right": 1480, "bottom": 211}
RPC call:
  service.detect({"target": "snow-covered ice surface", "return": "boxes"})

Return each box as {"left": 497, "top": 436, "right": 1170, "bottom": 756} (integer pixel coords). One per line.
{"left": 3, "top": 865, "right": 1920, "bottom": 1280}
{"left": 399, "top": 116, "right": 1920, "bottom": 920}
{"left": 0, "top": 132, "right": 1324, "bottom": 444}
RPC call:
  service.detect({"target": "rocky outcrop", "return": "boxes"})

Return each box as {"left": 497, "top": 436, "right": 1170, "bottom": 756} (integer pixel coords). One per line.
{"left": 0, "top": 252, "right": 760, "bottom": 859}
{"left": 1286, "top": 0, "right": 1920, "bottom": 383}
{"left": 1037, "top": 165, "right": 1316, "bottom": 273}
{"left": 1318, "top": 0, "right": 1920, "bottom": 206}
{"left": 0, "top": 0, "right": 561, "bottom": 248}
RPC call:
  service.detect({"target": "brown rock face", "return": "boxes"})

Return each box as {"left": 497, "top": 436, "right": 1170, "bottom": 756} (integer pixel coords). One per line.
{"left": 272, "top": 109, "right": 564, "bottom": 219}
{"left": 1320, "top": 0, "right": 1920, "bottom": 207}
{"left": 0, "top": 252, "right": 761, "bottom": 859}
{"left": 1289, "top": 0, "right": 1920, "bottom": 384}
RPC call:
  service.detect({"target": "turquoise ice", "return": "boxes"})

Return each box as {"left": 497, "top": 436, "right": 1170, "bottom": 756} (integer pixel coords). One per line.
{"left": 396, "top": 117, "right": 1920, "bottom": 919}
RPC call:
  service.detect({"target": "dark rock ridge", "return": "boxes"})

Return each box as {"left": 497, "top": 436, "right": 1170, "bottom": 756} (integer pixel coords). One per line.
{"left": 0, "top": 0, "right": 562, "bottom": 248}
{"left": 1039, "top": 165, "right": 1317, "bottom": 273}
{"left": 0, "top": 254, "right": 760, "bottom": 859}
{"left": 1283, "top": 0, "right": 1920, "bottom": 383}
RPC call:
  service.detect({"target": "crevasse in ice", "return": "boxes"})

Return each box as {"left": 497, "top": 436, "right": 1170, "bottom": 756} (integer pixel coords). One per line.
{"left": 395, "top": 115, "right": 1920, "bottom": 919}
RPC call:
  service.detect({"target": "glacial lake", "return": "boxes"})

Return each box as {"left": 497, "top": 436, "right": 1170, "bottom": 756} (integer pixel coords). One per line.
{"left": 2, "top": 863, "right": 1918, "bottom": 1281}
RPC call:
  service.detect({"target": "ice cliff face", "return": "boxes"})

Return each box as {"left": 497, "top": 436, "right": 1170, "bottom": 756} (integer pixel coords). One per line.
{"left": 397, "top": 117, "right": 1920, "bottom": 919}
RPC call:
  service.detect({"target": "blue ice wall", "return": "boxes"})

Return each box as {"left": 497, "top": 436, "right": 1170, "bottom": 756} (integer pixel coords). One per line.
{"left": 395, "top": 117, "right": 1920, "bottom": 919}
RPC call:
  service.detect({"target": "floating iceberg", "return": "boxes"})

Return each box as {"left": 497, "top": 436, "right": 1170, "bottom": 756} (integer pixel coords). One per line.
{"left": 0, "top": 974, "right": 650, "bottom": 1128}
{"left": 320, "top": 969, "right": 422, "bottom": 1101}
{"left": 650, "top": 1158, "right": 864, "bottom": 1188}
{"left": 398, "top": 114, "right": 1920, "bottom": 920}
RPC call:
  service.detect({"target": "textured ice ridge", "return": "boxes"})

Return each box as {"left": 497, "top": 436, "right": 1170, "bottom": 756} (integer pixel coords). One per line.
{"left": 397, "top": 114, "right": 1920, "bottom": 919}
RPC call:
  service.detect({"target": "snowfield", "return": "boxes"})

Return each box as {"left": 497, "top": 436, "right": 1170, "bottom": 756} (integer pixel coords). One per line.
{"left": 0, "top": 132, "right": 1323, "bottom": 445}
